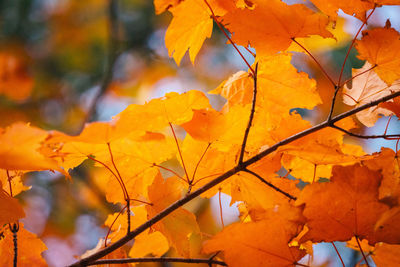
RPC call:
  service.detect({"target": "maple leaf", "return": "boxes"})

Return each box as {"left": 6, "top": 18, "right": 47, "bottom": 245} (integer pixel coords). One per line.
{"left": 203, "top": 207, "right": 307, "bottom": 267}
{"left": 0, "top": 181, "right": 25, "bottom": 226}
{"left": 355, "top": 26, "right": 400, "bottom": 85}
{"left": 153, "top": 0, "right": 182, "bottom": 14}
{"left": 379, "top": 96, "right": 400, "bottom": 119}
{"left": 164, "top": 0, "right": 213, "bottom": 65}
{"left": 222, "top": 0, "right": 333, "bottom": 56}
{"left": 115, "top": 90, "right": 211, "bottom": 133}
{"left": 0, "top": 123, "right": 66, "bottom": 174}
{"left": 296, "top": 164, "right": 389, "bottom": 245}
{"left": 278, "top": 116, "right": 366, "bottom": 167}
{"left": 104, "top": 205, "right": 169, "bottom": 257}
{"left": 309, "top": 0, "right": 373, "bottom": 21}
{"left": 212, "top": 54, "right": 321, "bottom": 114}
{"left": 0, "top": 170, "right": 30, "bottom": 196}
{"left": 374, "top": 204, "right": 400, "bottom": 244}
{"left": 363, "top": 148, "right": 400, "bottom": 200}
{"left": 0, "top": 224, "right": 47, "bottom": 266}
{"left": 372, "top": 243, "right": 400, "bottom": 266}
{"left": 343, "top": 62, "right": 400, "bottom": 127}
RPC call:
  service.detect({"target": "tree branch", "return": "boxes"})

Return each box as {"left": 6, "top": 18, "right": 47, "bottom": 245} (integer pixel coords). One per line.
{"left": 239, "top": 63, "right": 258, "bottom": 164}
{"left": 330, "top": 124, "right": 400, "bottom": 139}
{"left": 87, "top": 257, "right": 227, "bottom": 266}
{"left": 82, "top": 0, "right": 120, "bottom": 127}
{"left": 243, "top": 169, "right": 297, "bottom": 200}
{"left": 68, "top": 90, "right": 400, "bottom": 267}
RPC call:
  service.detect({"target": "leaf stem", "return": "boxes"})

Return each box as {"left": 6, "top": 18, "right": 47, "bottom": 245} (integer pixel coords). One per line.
{"left": 203, "top": 0, "right": 254, "bottom": 74}
{"left": 191, "top": 142, "right": 211, "bottom": 183}
{"left": 337, "top": 6, "right": 376, "bottom": 87}
{"left": 355, "top": 235, "right": 371, "bottom": 267}
{"left": 218, "top": 188, "right": 225, "bottom": 228}
{"left": 329, "top": 6, "right": 376, "bottom": 122}
{"left": 87, "top": 155, "right": 128, "bottom": 200}
{"left": 292, "top": 38, "right": 336, "bottom": 87}
{"left": 169, "top": 123, "right": 190, "bottom": 184}
{"left": 340, "top": 64, "right": 377, "bottom": 88}
{"left": 331, "top": 242, "right": 345, "bottom": 267}
{"left": 107, "top": 143, "right": 129, "bottom": 200}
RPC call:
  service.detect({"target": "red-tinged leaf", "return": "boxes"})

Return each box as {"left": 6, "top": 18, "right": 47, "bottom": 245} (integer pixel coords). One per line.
{"left": 203, "top": 207, "right": 306, "bottom": 267}
{"left": 343, "top": 62, "right": 400, "bottom": 127}
{"left": 0, "top": 224, "right": 47, "bottom": 267}
{"left": 297, "top": 164, "right": 389, "bottom": 245}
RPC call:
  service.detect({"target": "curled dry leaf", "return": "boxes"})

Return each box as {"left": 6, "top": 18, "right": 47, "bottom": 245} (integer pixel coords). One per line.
{"left": 343, "top": 62, "right": 400, "bottom": 127}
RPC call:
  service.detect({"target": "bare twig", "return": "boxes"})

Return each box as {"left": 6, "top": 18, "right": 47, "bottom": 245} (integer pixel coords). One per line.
{"left": 87, "top": 257, "right": 227, "bottom": 266}
{"left": 239, "top": 63, "right": 258, "bottom": 164}
{"left": 68, "top": 90, "right": 400, "bottom": 267}
{"left": 82, "top": 0, "right": 121, "bottom": 127}
{"left": 243, "top": 169, "right": 297, "bottom": 200}
{"left": 330, "top": 124, "right": 400, "bottom": 139}
{"left": 9, "top": 223, "right": 19, "bottom": 267}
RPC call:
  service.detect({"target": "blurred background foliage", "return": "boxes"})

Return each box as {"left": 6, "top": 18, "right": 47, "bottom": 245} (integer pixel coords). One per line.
{"left": 0, "top": 0, "right": 400, "bottom": 266}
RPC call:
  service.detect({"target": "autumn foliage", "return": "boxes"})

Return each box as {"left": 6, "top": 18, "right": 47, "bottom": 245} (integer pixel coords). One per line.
{"left": 2, "top": 0, "right": 400, "bottom": 266}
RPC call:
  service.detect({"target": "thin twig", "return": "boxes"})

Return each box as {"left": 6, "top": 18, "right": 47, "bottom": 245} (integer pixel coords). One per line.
{"left": 9, "top": 223, "right": 19, "bottom": 267}
{"left": 82, "top": 0, "right": 120, "bottom": 127}
{"left": 243, "top": 169, "right": 297, "bottom": 200}
{"left": 330, "top": 124, "right": 400, "bottom": 139}
{"left": 68, "top": 90, "right": 400, "bottom": 267}
{"left": 87, "top": 257, "right": 227, "bottom": 266}
{"left": 239, "top": 63, "right": 258, "bottom": 164}
{"left": 327, "top": 84, "right": 340, "bottom": 122}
